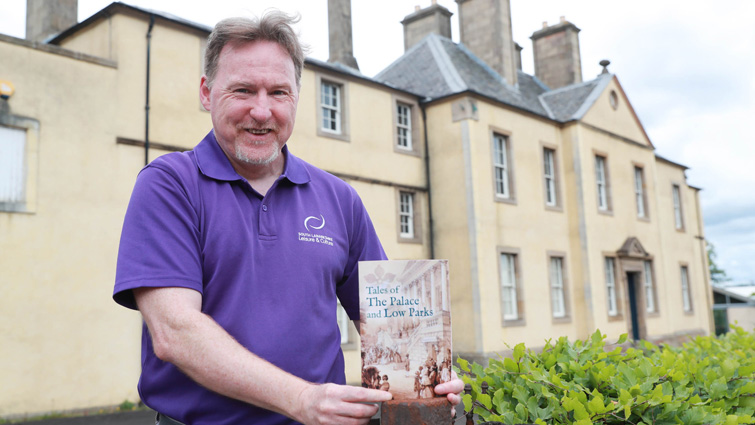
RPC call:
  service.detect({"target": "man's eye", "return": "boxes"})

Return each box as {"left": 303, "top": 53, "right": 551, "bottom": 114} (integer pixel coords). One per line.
{"left": 235, "top": 89, "right": 250, "bottom": 94}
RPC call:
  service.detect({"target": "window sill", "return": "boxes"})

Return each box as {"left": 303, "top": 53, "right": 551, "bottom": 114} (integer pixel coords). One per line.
{"left": 502, "top": 318, "right": 526, "bottom": 327}
{"left": 317, "top": 128, "right": 350, "bottom": 142}
{"left": 494, "top": 195, "right": 517, "bottom": 205}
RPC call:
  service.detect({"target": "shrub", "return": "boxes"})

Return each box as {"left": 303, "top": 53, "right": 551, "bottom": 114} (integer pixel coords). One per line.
{"left": 456, "top": 326, "right": 755, "bottom": 424}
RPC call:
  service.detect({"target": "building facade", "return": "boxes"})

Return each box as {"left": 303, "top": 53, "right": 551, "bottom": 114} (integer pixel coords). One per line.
{"left": 0, "top": 0, "right": 711, "bottom": 417}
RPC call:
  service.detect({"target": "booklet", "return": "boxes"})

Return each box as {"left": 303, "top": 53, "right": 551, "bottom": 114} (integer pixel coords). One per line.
{"left": 358, "top": 259, "right": 452, "bottom": 400}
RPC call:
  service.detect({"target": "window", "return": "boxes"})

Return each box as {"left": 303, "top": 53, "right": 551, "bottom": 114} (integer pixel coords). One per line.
{"left": 681, "top": 266, "right": 692, "bottom": 312}
{"left": 543, "top": 147, "right": 558, "bottom": 207}
{"left": 493, "top": 134, "right": 511, "bottom": 199}
{"left": 634, "top": 166, "right": 647, "bottom": 218}
{"left": 396, "top": 103, "right": 412, "bottom": 150}
{"left": 644, "top": 261, "right": 656, "bottom": 313}
{"left": 0, "top": 125, "right": 26, "bottom": 206}
{"left": 316, "top": 75, "right": 349, "bottom": 141}
{"left": 549, "top": 257, "right": 566, "bottom": 318}
{"left": 605, "top": 258, "right": 618, "bottom": 316}
{"left": 595, "top": 155, "right": 609, "bottom": 211}
{"left": 672, "top": 184, "right": 684, "bottom": 230}
{"left": 336, "top": 302, "right": 350, "bottom": 344}
{"left": 320, "top": 81, "right": 341, "bottom": 133}
{"left": 500, "top": 253, "right": 518, "bottom": 320}
{"left": 399, "top": 191, "right": 414, "bottom": 238}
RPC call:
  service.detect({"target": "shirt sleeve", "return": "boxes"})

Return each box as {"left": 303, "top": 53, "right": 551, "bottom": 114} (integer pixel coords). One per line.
{"left": 113, "top": 161, "right": 203, "bottom": 310}
{"left": 336, "top": 188, "right": 387, "bottom": 320}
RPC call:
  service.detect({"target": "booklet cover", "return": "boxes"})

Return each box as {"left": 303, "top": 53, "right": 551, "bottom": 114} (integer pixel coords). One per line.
{"left": 358, "top": 259, "right": 452, "bottom": 400}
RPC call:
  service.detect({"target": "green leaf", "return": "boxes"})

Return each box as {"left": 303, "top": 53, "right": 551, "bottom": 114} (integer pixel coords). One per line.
{"left": 624, "top": 404, "right": 631, "bottom": 420}
{"left": 573, "top": 400, "right": 590, "bottom": 420}
{"left": 709, "top": 378, "right": 728, "bottom": 399}
{"left": 504, "top": 357, "right": 518, "bottom": 373}
{"left": 457, "top": 357, "right": 470, "bottom": 373}
{"left": 462, "top": 393, "right": 472, "bottom": 413}
{"left": 478, "top": 393, "right": 492, "bottom": 410}
{"left": 727, "top": 415, "right": 739, "bottom": 425}
{"left": 722, "top": 359, "right": 740, "bottom": 379}
{"left": 617, "top": 333, "right": 628, "bottom": 345}
{"left": 471, "top": 362, "right": 485, "bottom": 378}
{"left": 513, "top": 343, "right": 526, "bottom": 362}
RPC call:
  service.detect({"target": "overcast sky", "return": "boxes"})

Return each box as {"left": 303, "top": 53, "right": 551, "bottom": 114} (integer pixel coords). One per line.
{"left": 2, "top": 0, "right": 754, "bottom": 285}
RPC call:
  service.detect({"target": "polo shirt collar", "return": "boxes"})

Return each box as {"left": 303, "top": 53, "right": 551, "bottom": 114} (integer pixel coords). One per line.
{"left": 195, "top": 130, "right": 311, "bottom": 185}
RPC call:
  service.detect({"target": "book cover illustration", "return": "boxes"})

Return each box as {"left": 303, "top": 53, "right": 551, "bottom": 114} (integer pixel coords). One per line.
{"left": 359, "top": 259, "right": 451, "bottom": 400}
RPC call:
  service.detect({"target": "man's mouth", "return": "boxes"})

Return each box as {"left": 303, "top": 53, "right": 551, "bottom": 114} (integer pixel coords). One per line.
{"left": 247, "top": 129, "right": 271, "bottom": 135}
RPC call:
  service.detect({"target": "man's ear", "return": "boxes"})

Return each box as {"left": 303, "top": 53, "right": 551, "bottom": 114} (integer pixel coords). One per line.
{"left": 199, "top": 75, "right": 211, "bottom": 111}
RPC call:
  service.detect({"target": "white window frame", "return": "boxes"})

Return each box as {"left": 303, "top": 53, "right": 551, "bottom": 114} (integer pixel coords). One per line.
{"left": 493, "top": 134, "right": 510, "bottom": 199}
{"left": 672, "top": 184, "right": 684, "bottom": 230}
{"left": 399, "top": 191, "right": 414, "bottom": 239}
{"left": 634, "top": 166, "right": 646, "bottom": 218}
{"left": 681, "top": 266, "right": 692, "bottom": 312}
{"left": 543, "top": 148, "right": 557, "bottom": 207}
{"left": 605, "top": 257, "right": 618, "bottom": 316}
{"left": 500, "top": 253, "right": 518, "bottom": 320}
{"left": 0, "top": 125, "right": 26, "bottom": 206}
{"left": 336, "top": 302, "right": 350, "bottom": 344}
{"left": 396, "top": 102, "right": 412, "bottom": 150}
{"left": 595, "top": 155, "right": 608, "bottom": 211}
{"left": 320, "top": 81, "right": 341, "bottom": 134}
{"left": 644, "top": 261, "right": 656, "bottom": 313}
{"left": 550, "top": 257, "right": 566, "bottom": 318}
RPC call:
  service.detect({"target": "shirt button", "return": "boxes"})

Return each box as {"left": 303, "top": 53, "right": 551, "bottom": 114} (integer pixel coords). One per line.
{"left": 262, "top": 205, "right": 268, "bottom": 212}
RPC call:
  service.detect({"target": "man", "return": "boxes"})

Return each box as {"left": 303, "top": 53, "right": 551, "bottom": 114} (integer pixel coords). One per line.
{"left": 113, "top": 11, "right": 462, "bottom": 425}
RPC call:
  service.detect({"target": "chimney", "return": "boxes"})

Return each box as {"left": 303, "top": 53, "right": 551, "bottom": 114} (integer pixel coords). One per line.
{"left": 530, "top": 16, "right": 583, "bottom": 89}
{"left": 26, "top": 0, "right": 78, "bottom": 42}
{"left": 327, "top": 0, "right": 359, "bottom": 70}
{"left": 401, "top": 1, "right": 453, "bottom": 51}
{"left": 514, "top": 42, "right": 523, "bottom": 71}
{"left": 455, "top": 0, "right": 517, "bottom": 86}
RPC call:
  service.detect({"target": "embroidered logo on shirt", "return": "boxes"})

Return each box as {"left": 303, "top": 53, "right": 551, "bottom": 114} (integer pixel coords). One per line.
{"left": 304, "top": 214, "right": 325, "bottom": 231}
{"left": 299, "top": 214, "right": 333, "bottom": 247}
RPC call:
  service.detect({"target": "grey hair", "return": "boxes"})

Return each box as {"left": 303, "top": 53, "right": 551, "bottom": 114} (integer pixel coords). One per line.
{"left": 204, "top": 10, "right": 307, "bottom": 88}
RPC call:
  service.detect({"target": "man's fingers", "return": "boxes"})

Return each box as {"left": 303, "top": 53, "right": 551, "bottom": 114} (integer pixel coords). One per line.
{"left": 339, "top": 385, "right": 393, "bottom": 403}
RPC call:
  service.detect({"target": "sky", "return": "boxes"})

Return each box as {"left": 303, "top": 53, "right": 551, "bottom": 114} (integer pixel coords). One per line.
{"left": 2, "top": 0, "right": 754, "bottom": 285}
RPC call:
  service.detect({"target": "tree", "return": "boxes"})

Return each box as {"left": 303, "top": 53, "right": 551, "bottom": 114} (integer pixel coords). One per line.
{"left": 707, "top": 241, "right": 730, "bottom": 284}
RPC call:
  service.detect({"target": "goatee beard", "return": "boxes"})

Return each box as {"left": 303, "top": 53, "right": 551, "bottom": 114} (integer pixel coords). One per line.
{"left": 235, "top": 143, "right": 280, "bottom": 165}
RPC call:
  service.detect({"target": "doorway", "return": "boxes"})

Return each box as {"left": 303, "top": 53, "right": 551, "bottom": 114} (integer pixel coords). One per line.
{"left": 626, "top": 272, "right": 641, "bottom": 341}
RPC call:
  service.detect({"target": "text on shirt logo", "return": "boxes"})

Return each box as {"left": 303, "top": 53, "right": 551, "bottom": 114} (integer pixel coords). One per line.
{"left": 299, "top": 214, "right": 333, "bottom": 247}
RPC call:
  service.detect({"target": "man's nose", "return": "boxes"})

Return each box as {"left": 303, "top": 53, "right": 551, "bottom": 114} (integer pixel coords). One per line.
{"left": 248, "top": 93, "right": 273, "bottom": 122}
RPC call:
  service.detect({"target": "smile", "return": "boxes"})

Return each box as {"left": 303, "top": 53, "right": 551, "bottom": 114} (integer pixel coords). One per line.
{"left": 247, "top": 129, "right": 271, "bottom": 134}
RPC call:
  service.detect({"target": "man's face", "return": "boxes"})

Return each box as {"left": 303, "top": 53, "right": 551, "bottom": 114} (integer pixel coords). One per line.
{"left": 200, "top": 40, "right": 299, "bottom": 172}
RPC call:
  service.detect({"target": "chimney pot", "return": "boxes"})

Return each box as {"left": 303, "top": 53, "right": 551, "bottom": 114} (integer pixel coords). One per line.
{"left": 560, "top": 16, "right": 566, "bottom": 23}
{"left": 415, "top": 5, "right": 421, "bottom": 11}
{"left": 542, "top": 21, "right": 548, "bottom": 29}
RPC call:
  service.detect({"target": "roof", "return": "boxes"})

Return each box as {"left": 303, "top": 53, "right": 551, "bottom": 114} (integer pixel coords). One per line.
{"left": 49, "top": 2, "right": 212, "bottom": 45}
{"left": 375, "top": 33, "right": 614, "bottom": 123}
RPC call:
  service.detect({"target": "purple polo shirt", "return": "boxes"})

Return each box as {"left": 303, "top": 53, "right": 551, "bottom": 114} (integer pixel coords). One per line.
{"left": 114, "top": 131, "right": 386, "bottom": 425}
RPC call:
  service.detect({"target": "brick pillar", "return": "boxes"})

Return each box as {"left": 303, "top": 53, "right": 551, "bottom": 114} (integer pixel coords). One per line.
{"left": 530, "top": 17, "right": 583, "bottom": 89}
{"left": 401, "top": 1, "right": 453, "bottom": 51}
{"left": 327, "top": 0, "right": 359, "bottom": 70}
{"left": 455, "top": 0, "right": 518, "bottom": 86}
{"left": 26, "top": 0, "right": 78, "bottom": 42}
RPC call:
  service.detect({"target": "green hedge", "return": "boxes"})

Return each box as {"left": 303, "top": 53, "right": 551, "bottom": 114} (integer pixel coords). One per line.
{"left": 456, "top": 326, "right": 755, "bottom": 424}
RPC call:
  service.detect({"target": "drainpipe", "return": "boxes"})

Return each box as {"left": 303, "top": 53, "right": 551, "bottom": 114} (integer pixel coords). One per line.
{"left": 145, "top": 14, "right": 155, "bottom": 166}
{"left": 421, "top": 103, "right": 435, "bottom": 259}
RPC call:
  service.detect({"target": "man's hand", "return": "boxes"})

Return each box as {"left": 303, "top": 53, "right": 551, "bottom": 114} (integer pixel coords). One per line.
{"left": 295, "top": 383, "right": 392, "bottom": 425}
{"left": 434, "top": 371, "right": 465, "bottom": 417}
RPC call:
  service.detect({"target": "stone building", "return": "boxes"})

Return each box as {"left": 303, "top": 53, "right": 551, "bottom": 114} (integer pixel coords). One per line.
{"left": 0, "top": 0, "right": 712, "bottom": 417}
